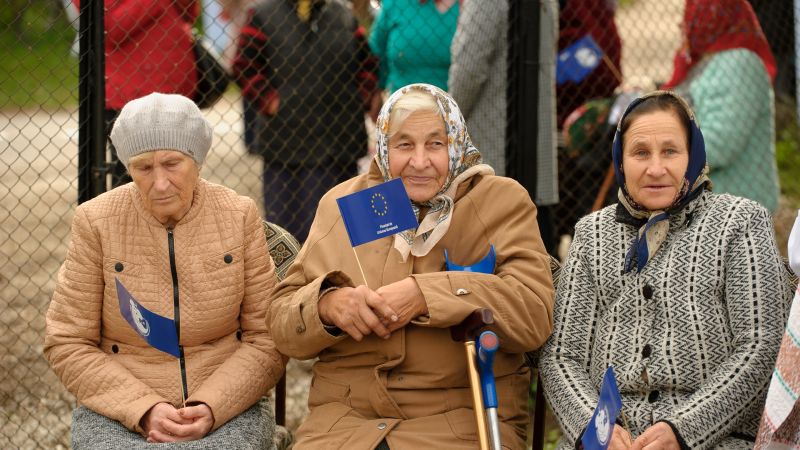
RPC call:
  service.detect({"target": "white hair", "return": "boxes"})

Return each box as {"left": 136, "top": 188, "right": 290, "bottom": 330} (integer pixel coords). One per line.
{"left": 388, "top": 91, "right": 442, "bottom": 137}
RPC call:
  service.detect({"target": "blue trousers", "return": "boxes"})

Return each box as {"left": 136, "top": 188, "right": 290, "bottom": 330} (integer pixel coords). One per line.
{"left": 263, "top": 162, "right": 357, "bottom": 244}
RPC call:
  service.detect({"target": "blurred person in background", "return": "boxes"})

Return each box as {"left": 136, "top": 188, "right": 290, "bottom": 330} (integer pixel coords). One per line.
{"left": 556, "top": 0, "right": 622, "bottom": 128}
{"left": 551, "top": 0, "right": 622, "bottom": 250}
{"left": 663, "top": 0, "right": 780, "bottom": 212}
{"left": 369, "top": 0, "right": 459, "bottom": 93}
{"left": 233, "top": 0, "right": 381, "bottom": 243}
{"left": 449, "top": 0, "right": 560, "bottom": 253}
{"left": 70, "top": 0, "right": 200, "bottom": 188}
{"left": 44, "top": 93, "right": 286, "bottom": 448}
{"left": 540, "top": 91, "right": 791, "bottom": 449}
{"left": 748, "top": 0, "right": 796, "bottom": 101}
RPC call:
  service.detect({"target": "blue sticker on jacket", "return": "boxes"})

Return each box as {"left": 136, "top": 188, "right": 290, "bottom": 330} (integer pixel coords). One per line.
{"left": 444, "top": 245, "right": 496, "bottom": 274}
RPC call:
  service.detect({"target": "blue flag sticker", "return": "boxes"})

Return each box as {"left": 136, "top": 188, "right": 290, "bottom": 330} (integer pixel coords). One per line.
{"left": 582, "top": 366, "right": 624, "bottom": 450}
{"left": 556, "top": 34, "right": 604, "bottom": 85}
{"left": 444, "top": 245, "right": 497, "bottom": 274}
{"left": 116, "top": 277, "right": 180, "bottom": 358}
{"left": 336, "top": 178, "right": 418, "bottom": 247}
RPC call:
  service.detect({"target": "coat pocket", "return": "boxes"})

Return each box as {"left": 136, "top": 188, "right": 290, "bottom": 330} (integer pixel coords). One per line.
{"left": 444, "top": 407, "right": 478, "bottom": 442}
{"left": 103, "top": 256, "right": 141, "bottom": 278}
{"left": 201, "top": 245, "right": 245, "bottom": 290}
{"left": 203, "top": 245, "right": 244, "bottom": 273}
{"left": 307, "top": 375, "right": 351, "bottom": 409}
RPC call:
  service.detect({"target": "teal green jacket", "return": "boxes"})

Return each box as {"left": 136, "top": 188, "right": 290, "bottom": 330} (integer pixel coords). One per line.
{"left": 683, "top": 48, "right": 779, "bottom": 212}
{"left": 368, "top": 0, "right": 458, "bottom": 92}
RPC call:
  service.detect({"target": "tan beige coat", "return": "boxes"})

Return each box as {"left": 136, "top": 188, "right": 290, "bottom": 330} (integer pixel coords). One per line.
{"left": 269, "top": 164, "right": 555, "bottom": 449}
{"left": 44, "top": 179, "right": 285, "bottom": 433}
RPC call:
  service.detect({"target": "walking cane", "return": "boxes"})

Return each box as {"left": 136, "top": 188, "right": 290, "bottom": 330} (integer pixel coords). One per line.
{"left": 451, "top": 308, "right": 494, "bottom": 450}
{"left": 477, "top": 330, "right": 501, "bottom": 450}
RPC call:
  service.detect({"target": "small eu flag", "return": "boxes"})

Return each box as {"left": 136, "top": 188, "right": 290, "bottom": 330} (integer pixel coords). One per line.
{"left": 556, "top": 34, "right": 603, "bottom": 85}
{"left": 336, "top": 178, "right": 418, "bottom": 247}
{"left": 116, "top": 277, "right": 180, "bottom": 358}
{"left": 582, "top": 366, "right": 623, "bottom": 450}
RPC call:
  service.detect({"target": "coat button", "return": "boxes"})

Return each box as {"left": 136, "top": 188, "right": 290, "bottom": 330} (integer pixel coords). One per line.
{"left": 114, "top": 262, "right": 123, "bottom": 272}
{"left": 296, "top": 325, "right": 305, "bottom": 334}
{"left": 111, "top": 344, "right": 119, "bottom": 353}
{"left": 648, "top": 390, "right": 660, "bottom": 403}
{"left": 642, "top": 284, "right": 654, "bottom": 300}
{"left": 224, "top": 254, "right": 233, "bottom": 264}
{"left": 456, "top": 288, "right": 469, "bottom": 296}
{"left": 377, "top": 422, "right": 387, "bottom": 430}
{"left": 641, "top": 344, "right": 652, "bottom": 358}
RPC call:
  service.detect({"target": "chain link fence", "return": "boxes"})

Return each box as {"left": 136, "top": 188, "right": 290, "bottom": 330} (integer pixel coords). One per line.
{"left": 1, "top": 0, "right": 798, "bottom": 448}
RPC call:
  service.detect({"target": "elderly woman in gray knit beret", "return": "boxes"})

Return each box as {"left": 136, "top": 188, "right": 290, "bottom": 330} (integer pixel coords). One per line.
{"left": 44, "top": 93, "right": 286, "bottom": 448}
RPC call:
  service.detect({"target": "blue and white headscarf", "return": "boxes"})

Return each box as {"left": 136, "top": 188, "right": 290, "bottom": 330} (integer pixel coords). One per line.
{"left": 612, "top": 90, "right": 711, "bottom": 273}
{"left": 374, "top": 83, "right": 494, "bottom": 261}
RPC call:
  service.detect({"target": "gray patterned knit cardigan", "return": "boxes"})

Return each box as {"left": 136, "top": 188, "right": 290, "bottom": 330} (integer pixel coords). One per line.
{"left": 540, "top": 192, "right": 792, "bottom": 449}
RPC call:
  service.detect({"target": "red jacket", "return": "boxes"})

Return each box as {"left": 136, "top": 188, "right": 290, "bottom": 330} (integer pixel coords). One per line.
{"left": 73, "top": 0, "right": 199, "bottom": 110}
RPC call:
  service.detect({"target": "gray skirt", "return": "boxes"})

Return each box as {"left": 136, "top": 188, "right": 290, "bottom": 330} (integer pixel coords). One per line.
{"left": 71, "top": 398, "right": 276, "bottom": 450}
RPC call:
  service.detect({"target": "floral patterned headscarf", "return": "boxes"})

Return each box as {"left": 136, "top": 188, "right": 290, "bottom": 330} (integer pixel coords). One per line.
{"left": 375, "top": 83, "right": 494, "bottom": 261}
{"left": 611, "top": 90, "right": 711, "bottom": 273}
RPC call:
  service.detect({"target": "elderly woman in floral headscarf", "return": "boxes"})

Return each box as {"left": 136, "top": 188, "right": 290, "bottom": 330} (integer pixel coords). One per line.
{"left": 540, "top": 90, "right": 791, "bottom": 450}
{"left": 268, "top": 83, "right": 554, "bottom": 449}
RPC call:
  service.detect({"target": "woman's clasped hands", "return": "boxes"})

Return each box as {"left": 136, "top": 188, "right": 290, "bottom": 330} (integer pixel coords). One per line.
{"left": 608, "top": 423, "right": 680, "bottom": 450}
{"left": 141, "top": 402, "right": 215, "bottom": 443}
{"left": 317, "top": 277, "right": 429, "bottom": 341}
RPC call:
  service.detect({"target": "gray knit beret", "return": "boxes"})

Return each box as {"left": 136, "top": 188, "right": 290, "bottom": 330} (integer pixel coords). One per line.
{"left": 110, "top": 93, "right": 213, "bottom": 169}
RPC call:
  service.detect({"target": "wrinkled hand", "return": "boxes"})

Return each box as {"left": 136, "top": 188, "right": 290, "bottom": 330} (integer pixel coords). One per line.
{"left": 374, "top": 277, "right": 428, "bottom": 333}
{"left": 144, "top": 403, "right": 215, "bottom": 443}
{"left": 630, "top": 422, "right": 680, "bottom": 450}
{"left": 608, "top": 424, "right": 634, "bottom": 450}
{"left": 318, "top": 285, "right": 397, "bottom": 341}
{"left": 140, "top": 403, "right": 190, "bottom": 441}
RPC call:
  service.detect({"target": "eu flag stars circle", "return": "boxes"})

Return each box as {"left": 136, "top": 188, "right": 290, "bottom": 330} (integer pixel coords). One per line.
{"left": 371, "top": 192, "right": 389, "bottom": 217}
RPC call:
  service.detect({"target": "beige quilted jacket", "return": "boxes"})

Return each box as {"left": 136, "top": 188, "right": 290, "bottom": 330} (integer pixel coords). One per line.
{"left": 44, "top": 179, "right": 285, "bottom": 434}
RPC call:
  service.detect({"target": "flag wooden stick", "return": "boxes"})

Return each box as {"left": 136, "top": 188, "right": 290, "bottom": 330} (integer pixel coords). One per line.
{"left": 351, "top": 247, "right": 369, "bottom": 289}
{"left": 620, "top": 409, "right": 630, "bottom": 430}
{"left": 592, "top": 164, "right": 616, "bottom": 212}
{"left": 602, "top": 53, "right": 624, "bottom": 85}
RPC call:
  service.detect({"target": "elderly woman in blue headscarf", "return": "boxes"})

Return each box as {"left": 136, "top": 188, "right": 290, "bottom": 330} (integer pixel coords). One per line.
{"left": 540, "top": 90, "right": 792, "bottom": 450}
{"left": 268, "top": 83, "right": 554, "bottom": 449}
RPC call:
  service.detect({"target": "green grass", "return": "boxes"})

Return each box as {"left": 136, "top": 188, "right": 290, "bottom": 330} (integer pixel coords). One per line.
{"left": 0, "top": 3, "right": 78, "bottom": 110}
{"left": 775, "top": 95, "right": 800, "bottom": 205}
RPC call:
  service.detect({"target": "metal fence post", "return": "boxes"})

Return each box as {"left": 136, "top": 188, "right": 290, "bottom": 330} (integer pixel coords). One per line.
{"left": 78, "top": 0, "right": 106, "bottom": 204}
{"left": 507, "top": 0, "right": 540, "bottom": 196}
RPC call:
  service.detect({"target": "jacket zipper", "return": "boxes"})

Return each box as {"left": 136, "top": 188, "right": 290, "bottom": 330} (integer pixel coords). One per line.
{"left": 168, "top": 229, "right": 189, "bottom": 403}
